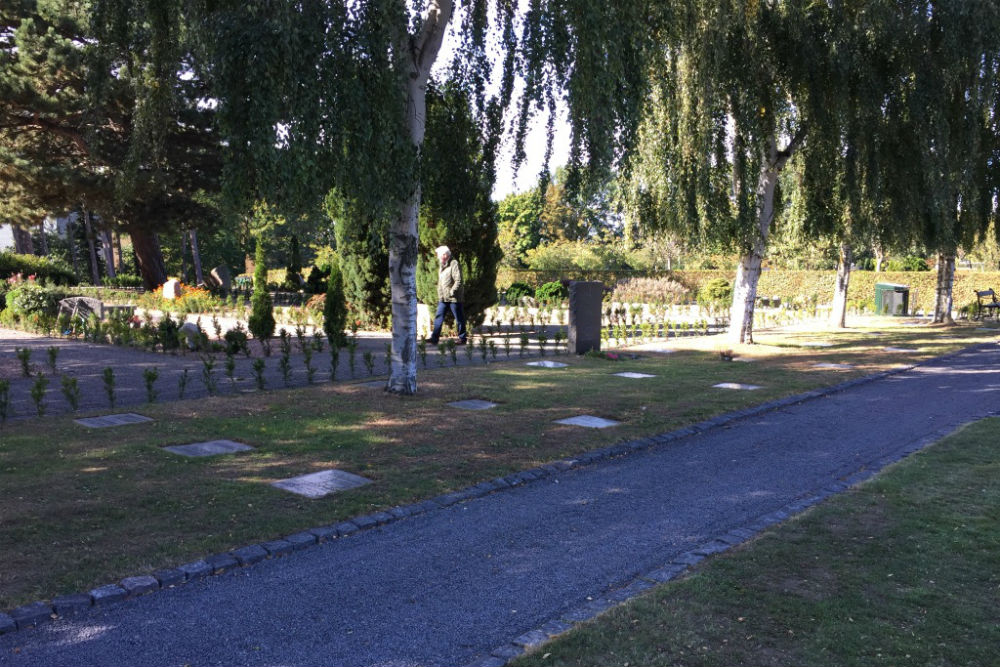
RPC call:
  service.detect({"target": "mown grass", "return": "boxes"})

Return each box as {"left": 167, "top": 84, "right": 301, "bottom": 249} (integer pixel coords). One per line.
{"left": 514, "top": 416, "right": 1000, "bottom": 667}
{"left": 0, "top": 319, "right": 996, "bottom": 610}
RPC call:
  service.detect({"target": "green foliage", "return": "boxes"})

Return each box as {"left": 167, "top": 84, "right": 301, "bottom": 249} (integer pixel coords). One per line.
{"left": 524, "top": 240, "right": 630, "bottom": 272}
{"left": 416, "top": 83, "right": 501, "bottom": 327}
{"left": 61, "top": 376, "right": 80, "bottom": 411}
{"left": 886, "top": 256, "right": 931, "bottom": 272}
{"left": 323, "top": 260, "right": 348, "bottom": 348}
{"left": 102, "top": 367, "right": 115, "bottom": 408}
{"left": 0, "top": 253, "right": 77, "bottom": 286}
{"left": 30, "top": 374, "right": 48, "bottom": 417}
{"left": 328, "top": 191, "right": 391, "bottom": 328}
{"left": 504, "top": 282, "right": 534, "bottom": 304}
{"left": 698, "top": 278, "right": 734, "bottom": 309}
{"left": 223, "top": 325, "right": 250, "bottom": 356}
{"left": 534, "top": 281, "right": 567, "bottom": 304}
{"left": 497, "top": 191, "right": 544, "bottom": 268}
{"left": 248, "top": 240, "right": 275, "bottom": 348}
{"left": 142, "top": 367, "right": 159, "bottom": 403}
{"left": 6, "top": 283, "right": 61, "bottom": 318}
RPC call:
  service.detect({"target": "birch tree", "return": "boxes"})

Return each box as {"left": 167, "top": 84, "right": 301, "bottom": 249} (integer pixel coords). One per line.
{"left": 95, "top": 0, "right": 652, "bottom": 393}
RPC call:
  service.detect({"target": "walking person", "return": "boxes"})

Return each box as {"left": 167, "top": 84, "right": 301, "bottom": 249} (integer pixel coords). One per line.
{"left": 428, "top": 245, "right": 467, "bottom": 345}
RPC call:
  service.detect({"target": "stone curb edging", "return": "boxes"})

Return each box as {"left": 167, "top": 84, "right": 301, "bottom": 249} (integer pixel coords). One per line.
{"left": 0, "top": 342, "right": 990, "bottom": 639}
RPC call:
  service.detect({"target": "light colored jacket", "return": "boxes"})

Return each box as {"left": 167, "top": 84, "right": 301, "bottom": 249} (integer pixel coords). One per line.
{"left": 437, "top": 258, "right": 464, "bottom": 302}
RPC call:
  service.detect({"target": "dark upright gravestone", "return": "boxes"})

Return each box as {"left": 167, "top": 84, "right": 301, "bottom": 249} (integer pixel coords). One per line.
{"left": 567, "top": 281, "right": 603, "bottom": 354}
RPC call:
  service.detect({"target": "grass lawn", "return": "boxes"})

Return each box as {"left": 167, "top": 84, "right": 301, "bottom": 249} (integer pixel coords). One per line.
{"left": 513, "top": 416, "right": 1000, "bottom": 667}
{"left": 0, "top": 318, "right": 996, "bottom": 611}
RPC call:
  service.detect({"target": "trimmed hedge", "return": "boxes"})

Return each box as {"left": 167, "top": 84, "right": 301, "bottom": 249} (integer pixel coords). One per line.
{"left": 500, "top": 267, "right": 1000, "bottom": 314}
{"left": 0, "top": 252, "right": 77, "bottom": 285}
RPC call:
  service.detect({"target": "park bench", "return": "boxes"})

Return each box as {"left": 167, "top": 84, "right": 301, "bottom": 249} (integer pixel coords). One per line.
{"left": 973, "top": 289, "right": 1000, "bottom": 320}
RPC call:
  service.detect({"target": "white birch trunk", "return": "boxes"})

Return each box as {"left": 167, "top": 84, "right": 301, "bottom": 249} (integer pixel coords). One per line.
{"left": 102, "top": 230, "right": 117, "bottom": 279}
{"left": 190, "top": 228, "right": 204, "bottom": 286}
{"left": 831, "top": 242, "right": 852, "bottom": 328}
{"left": 727, "top": 131, "right": 804, "bottom": 344}
{"left": 933, "top": 252, "right": 955, "bottom": 324}
{"left": 387, "top": 0, "right": 453, "bottom": 394}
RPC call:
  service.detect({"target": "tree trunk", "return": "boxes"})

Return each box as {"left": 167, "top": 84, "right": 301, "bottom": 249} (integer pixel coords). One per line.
{"left": 180, "top": 227, "right": 189, "bottom": 284}
{"left": 113, "top": 231, "right": 123, "bottom": 274}
{"left": 68, "top": 217, "right": 80, "bottom": 277}
{"left": 12, "top": 226, "right": 35, "bottom": 255}
{"left": 38, "top": 225, "right": 49, "bottom": 256}
{"left": 728, "top": 131, "right": 802, "bottom": 344}
{"left": 83, "top": 210, "right": 100, "bottom": 285}
{"left": 102, "top": 230, "right": 116, "bottom": 279}
{"left": 831, "top": 242, "right": 852, "bottom": 328}
{"left": 873, "top": 241, "right": 885, "bottom": 273}
{"left": 128, "top": 227, "right": 167, "bottom": 290}
{"left": 933, "top": 252, "right": 955, "bottom": 324}
{"left": 386, "top": 0, "right": 453, "bottom": 395}
{"left": 190, "top": 228, "right": 204, "bottom": 286}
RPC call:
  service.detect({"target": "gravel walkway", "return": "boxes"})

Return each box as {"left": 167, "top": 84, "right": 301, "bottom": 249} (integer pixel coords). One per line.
{"left": 0, "top": 339, "right": 997, "bottom": 666}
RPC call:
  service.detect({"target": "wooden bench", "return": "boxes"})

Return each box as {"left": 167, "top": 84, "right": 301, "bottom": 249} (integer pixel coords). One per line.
{"left": 974, "top": 289, "right": 1000, "bottom": 320}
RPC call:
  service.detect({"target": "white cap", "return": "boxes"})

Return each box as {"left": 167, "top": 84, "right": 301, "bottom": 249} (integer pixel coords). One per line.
{"left": 435, "top": 245, "right": 450, "bottom": 257}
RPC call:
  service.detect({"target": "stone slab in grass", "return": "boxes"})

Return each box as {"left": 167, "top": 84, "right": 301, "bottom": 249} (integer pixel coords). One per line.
{"left": 526, "top": 360, "right": 568, "bottom": 368}
{"left": 75, "top": 413, "right": 153, "bottom": 428}
{"left": 644, "top": 346, "right": 676, "bottom": 354}
{"left": 713, "top": 382, "right": 763, "bottom": 390}
{"left": 813, "top": 362, "right": 854, "bottom": 369}
{"left": 359, "top": 380, "right": 386, "bottom": 388}
{"left": 271, "top": 469, "right": 372, "bottom": 499}
{"left": 884, "top": 346, "right": 918, "bottom": 353}
{"left": 612, "top": 372, "right": 656, "bottom": 379}
{"left": 555, "top": 415, "right": 621, "bottom": 429}
{"left": 799, "top": 341, "right": 833, "bottom": 347}
{"left": 448, "top": 399, "right": 498, "bottom": 410}
{"left": 163, "top": 440, "right": 254, "bottom": 457}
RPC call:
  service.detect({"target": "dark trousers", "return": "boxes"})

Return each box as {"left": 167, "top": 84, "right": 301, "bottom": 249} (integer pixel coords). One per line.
{"left": 430, "top": 301, "right": 467, "bottom": 343}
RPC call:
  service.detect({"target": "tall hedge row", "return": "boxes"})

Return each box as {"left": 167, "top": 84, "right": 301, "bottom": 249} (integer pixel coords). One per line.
{"left": 0, "top": 252, "right": 77, "bottom": 285}
{"left": 500, "top": 268, "right": 1000, "bottom": 314}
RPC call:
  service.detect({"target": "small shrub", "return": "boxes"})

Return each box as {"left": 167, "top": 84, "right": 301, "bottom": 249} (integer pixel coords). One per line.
{"left": 61, "top": 375, "right": 80, "bottom": 411}
{"left": 177, "top": 368, "right": 190, "bottom": 398}
{"left": 201, "top": 355, "right": 218, "bottom": 395}
{"left": 252, "top": 358, "right": 266, "bottom": 389}
{"left": 30, "top": 373, "right": 48, "bottom": 416}
{"left": 535, "top": 281, "right": 568, "bottom": 304}
{"left": 504, "top": 282, "right": 534, "bottom": 305}
{"left": 224, "top": 325, "right": 250, "bottom": 356}
{"left": 248, "top": 240, "right": 276, "bottom": 354}
{"left": 102, "top": 367, "right": 116, "bottom": 407}
{"left": 16, "top": 347, "right": 31, "bottom": 376}
{"left": 143, "top": 367, "right": 159, "bottom": 403}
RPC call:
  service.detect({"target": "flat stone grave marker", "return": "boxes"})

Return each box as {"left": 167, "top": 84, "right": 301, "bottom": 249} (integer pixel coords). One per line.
{"left": 448, "top": 399, "right": 498, "bottom": 410}
{"left": 813, "top": 362, "right": 854, "bottom": 370}
{"left": 884, "top": 346, "right": 918, "bottom": 353}
{"left": 612, "top": 372, "right": 656, "bottom": 379}
{"left": 271, "top": 469, "right": 372, "bottom": 499}
{"left": 713, "top": 382, "right": 762, "bottom": 390}
{"left": 526, "top": 360, "right": 568, "bottom": 368}
{"left": 75, "top": 413, "right": 153, "bottom": 428}
{"left": 733, "top": 357, "right": 756, "bottom": 362}
{"left": 360, "top": 380, "right": 386, "bottom": 388}
{"left": 644, "top": 346, "right": 676, "bottom": 354}
{"left": 555, "top": 415, "right": 621, "bottom": 428}
{"left": 799, "top": 341, "right": 833, "bottom": 347}
{"left": 975, "top": 327, "right": 998, "bottom": 332}
{"left": 164, "top": 440, "right": 254, "bottom": 457}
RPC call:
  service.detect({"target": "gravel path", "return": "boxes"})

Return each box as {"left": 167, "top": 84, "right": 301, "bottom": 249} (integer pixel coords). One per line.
{"left": 0, "top": 341, "right": 997, "bottom": 666}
